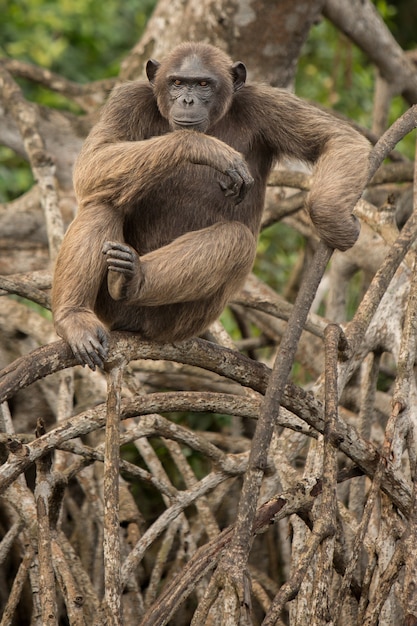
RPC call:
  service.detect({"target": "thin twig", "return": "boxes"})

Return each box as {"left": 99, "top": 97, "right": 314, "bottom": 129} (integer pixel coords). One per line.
{"left": 403, "top": 475, "right": 417, "bottom": 623}
{"left": 52, "top": 539, "right": 85, "bottom": 626}
{"left": 101, "top": 361, "right": 126, "bottom": 625}
{"left": 0, "top": 66, "right": 64, "bottom": 259}
{"left": 0, "top": 276, "right": 51, "bottom": 309}
{"left": 35, "top": 419, "right": 58, "bottom": 626}
{"left": 368, "top": 105, "right": 417, "bottom": 178}
{"left": 0, "top": 545, "right": 35, "bottom": 626}
{"left": 361, "top": 541, "right": 404, "bottom": 626}
{"left": 310, "top": 324, "right": 340, "bottom": 622}
{"left": 0, "top": 57, "right": 115, "bottom": 100}
{"left": 262, "top": 517, "right": 333, "bottom": 625}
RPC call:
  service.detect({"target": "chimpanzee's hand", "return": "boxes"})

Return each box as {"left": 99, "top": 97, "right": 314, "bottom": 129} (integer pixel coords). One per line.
{"left": 220, "top": 158, "right": 254, "bottom": 204}
{"left": 72, "top": 327, "right": 109, "bottom": 371}
{"left": 185, "top": 133, "right": 254, "bottom": 203}
{"left": 103, "top": 241, "right": 143, "bottom": 301}
{"left": 58, "top": 316, "right": 109, "bottom": 371}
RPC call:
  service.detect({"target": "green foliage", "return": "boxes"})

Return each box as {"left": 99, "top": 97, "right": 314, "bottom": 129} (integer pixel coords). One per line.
{"left": 0, "top": 0, "right": 155, "bottom": 201}
{"left": 255, "top": 222, "right": 304, "bottom": 295}
{"left": 0, "top": 0, "right": 155, "bottom": 82}
{"left": 374, "top": 0, "right": 398, "bottom": 27}
{"left": 170, "top": 410, "right": 231, "bottom": 433}
{"left": 0, "top": 147, "right": 34, "bottom": 203}
{"left": 296, "top": 19, "right": 374, "bottom": 126}
{"left": 296, "top": 10, "right": 416, "bottom": 158}
{"left": 378, "top": 0, "right": 417, "bottom": 49}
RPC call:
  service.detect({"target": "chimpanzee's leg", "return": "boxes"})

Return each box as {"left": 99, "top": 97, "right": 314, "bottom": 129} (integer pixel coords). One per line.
{"left": 104, "top": 221, "right": 257, "bottom": 306}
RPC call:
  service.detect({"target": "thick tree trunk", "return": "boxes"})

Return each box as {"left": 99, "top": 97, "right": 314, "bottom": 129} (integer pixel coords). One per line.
{"left": 121, "top": 0, "right": 325, "bottom": 86}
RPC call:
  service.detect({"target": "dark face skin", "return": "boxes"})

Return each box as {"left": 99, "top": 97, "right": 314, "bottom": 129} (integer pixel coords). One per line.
{"left": 147, "top": 54, "right": 246, "bottom": 132}
{"left": 167, "top": 56, "right": 216, "bottom": 131}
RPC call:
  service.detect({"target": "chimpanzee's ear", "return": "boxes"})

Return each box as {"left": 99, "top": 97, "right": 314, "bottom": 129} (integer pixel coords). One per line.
{"left": 146, "top": 59, "right": 160, "bottom": 85}
{"left": 232, "top": 62, "right": 247, "bottom": 92}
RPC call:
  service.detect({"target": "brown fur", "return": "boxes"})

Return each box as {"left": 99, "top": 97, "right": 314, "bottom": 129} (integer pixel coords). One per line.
{"left": 52, "top": 42, "right": 371, "bottom": 369}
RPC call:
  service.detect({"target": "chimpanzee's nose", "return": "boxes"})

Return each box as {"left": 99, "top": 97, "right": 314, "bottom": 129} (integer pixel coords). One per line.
{"left": 183, "top": 92, "right": 194, "bottom": 105}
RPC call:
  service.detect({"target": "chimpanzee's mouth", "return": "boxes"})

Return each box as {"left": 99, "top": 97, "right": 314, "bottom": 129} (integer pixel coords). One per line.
{"left": 173, "top": 118, "right": 207, "bottom": 128}
{"left": 173, "top": 118, "right": 206, "bottom": 128}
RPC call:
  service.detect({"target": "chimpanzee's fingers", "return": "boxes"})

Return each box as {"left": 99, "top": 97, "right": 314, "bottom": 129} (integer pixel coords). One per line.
{"left": 221, "top": 169, "right": 240, "bottom": 200}
{"left": 72, "top": 344, "right": 98, "bottom": 371}
{"left": 70, "top": 328, "right": 109, "bottom": 371}
{"left": 236, "top": 165, "right": 254, "bottom": 203}
{"left": 95, "top": 327, "right": 109, "bottom": 361}
{"left": 102, "top": 241, "right": 133, "bottom": 254}
{"left": 222, "top": 168, "right": 254, "bottom": 204}
{"left": 106, "top": 259, "right": 135, "bottom": 273}
{"left": 103, "top": 242, "right": 138, "bottom": 275}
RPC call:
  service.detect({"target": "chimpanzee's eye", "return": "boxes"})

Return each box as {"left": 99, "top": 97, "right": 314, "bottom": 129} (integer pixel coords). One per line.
{"left": 199, "top": 81, "right": 208, "bottom": 87}
{"left": 173, "top": 79, "right": 182, "bottom": 86}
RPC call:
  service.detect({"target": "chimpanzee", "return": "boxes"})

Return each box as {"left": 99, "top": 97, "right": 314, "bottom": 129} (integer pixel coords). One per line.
{"left": 52, "top": 41, "right": 370, "bottom": 370}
